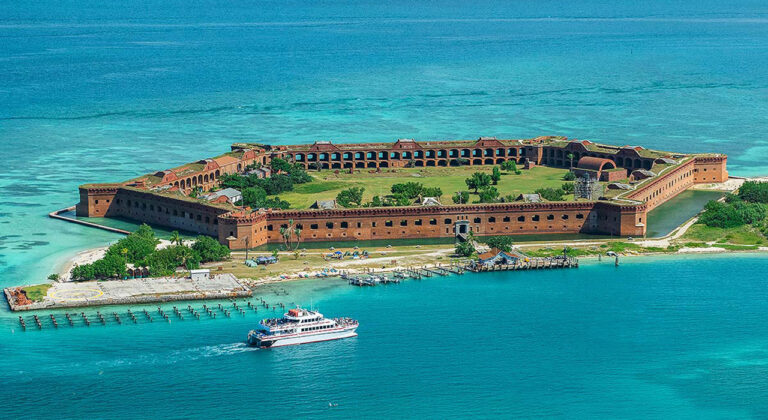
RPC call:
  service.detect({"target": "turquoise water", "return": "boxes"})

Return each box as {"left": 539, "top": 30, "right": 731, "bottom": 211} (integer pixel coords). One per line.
{"left": 4, "top": 254, "right": 768, "bottom": 418}
{"left": 3, "top": 1, "right": 768, "bottom": 417}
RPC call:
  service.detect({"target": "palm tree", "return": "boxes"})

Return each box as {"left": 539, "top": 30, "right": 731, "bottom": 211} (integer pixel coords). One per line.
{"left": 567, "top": 153, "right": 575, "bottom": 168}
{"left": 170, "top": 230, "right": 182, "bottom": 246}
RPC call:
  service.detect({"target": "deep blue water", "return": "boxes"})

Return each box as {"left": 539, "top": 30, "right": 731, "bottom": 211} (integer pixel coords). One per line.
{"left": 2, "top": 1, "right": 768, "bottom": 418}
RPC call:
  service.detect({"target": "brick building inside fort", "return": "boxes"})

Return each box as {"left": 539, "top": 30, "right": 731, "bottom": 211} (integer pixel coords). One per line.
{"left": 75, "top": 136, "right": 728, "bottom": 249}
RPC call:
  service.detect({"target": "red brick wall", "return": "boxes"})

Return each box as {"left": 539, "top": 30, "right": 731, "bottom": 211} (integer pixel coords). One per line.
{"left": 625, "top": 159, "right": 695, "bottom": 212}
{"left": 75, "top": 186, "right": 120, "bottom": 217}
{"left": 693, "top": 156, "right": 728, "bottom": 183}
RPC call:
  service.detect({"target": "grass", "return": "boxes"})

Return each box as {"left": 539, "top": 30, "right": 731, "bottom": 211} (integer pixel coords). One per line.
{"left": 525, "top": 241, "right": 673, "bottom": 258}
{"left": 22, "top": 284, "right": 52, "bottom": 302}
{"left": 273, "top": 165, "right": 573, "bottom": 209}
{"left": 681, "top": 223, "right": 768, "bottom": 246}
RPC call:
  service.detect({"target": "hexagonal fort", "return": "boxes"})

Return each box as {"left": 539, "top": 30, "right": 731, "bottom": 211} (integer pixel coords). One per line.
{"left": 75, "top": 136, "right": 728, "bottom": 249}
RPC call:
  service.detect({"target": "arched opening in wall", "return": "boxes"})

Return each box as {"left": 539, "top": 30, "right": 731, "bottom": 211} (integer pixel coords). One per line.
{"left": 295, "top": 153, "right": 304, "bottom": 162}
{"left": 449, "top": 149, "right": 459, "bottom": 158}
{"left": 203, "top": 174, "right": 209, "bottom": 183}
{"left": 355, "top": 162, "right": 365, "bottom": 169}
{"left": 321, "top": 163, "right": 330, "bottom": 169}
{"left": 197, "top": 175, "right": 203, "bottom": 184}
{"left": 473, "top": 159, "right": 482, "bottom": 165}
{"left": 215, "top": 170, "right": 220, "bottom": 178}
{"left": 366, "top": 152, "right": 375, "bottom": 160}
{"left": 616, "top": 157, "right": 624, "bottom": 167}
{"left": 174, "top": 181, "right": 179, "bottom": 188}
{"left": 378, "top": 151, "right": 388, "bottom": 160}
{"left": 484, "top": 158, "right": 494, "bottom": 165}
{"left": 380, "top": 161, "right": 389, "bottom": 168}
{"left": 496, "top": 148, "right": 505, "bottom": 156}
{"left": 367, "top": 162, "right": 377, "bottom": 168}
{"left": 437, "top": 150, "right": 447, "bottom": 158}
{"left": 331, "top": 163, "right": 341, "bottom": 169}
{"left": 643, "top": 160, "right": 652, "bottom": 170}
{"left": 343, "top": 152, "right": 353, "bottom": 160}
{"left": 509, "top": 148, "right": 517, "bottom": 156}
{"left": 237, "top": 164, "right": 242, "bottom": 172}
{"left": 495, "top": 158, "right": 505, "bottom": 164}
{"left": 450, "top": 159, "right": 461, "bottom": 166}
{"left": 390, "top": 151, "right": 400, "bottom": 160}
{"left": 437, "top": 160, "right": 447, "bottom": 167}
{"left": 414, "top": 160, "right": 424, "bottom": 167}
{"left": 191, "top": 177, "right": 197, "bottom": 186}
{"left": 426, "top": 160, "right": 436, "bottom": 167}
{"left": 423, "top": 150, "right": 432, "bottom": 159}
{"left": 461, "top": 149, "right": 471, "bottom": 158}
{"left": 484, "top": 148, "right": 493, "bottom": 157}
{"left": 331, "top": 153, "right": 340, "bottom": 161}
{"left": 473, "top": 149, "right": 482, "bottom": 157}
{"left": 344, "top": 162, "right": 353, "bottom": 169}
{"left": 634, "top": 159, "right": 641, "bottom": 168}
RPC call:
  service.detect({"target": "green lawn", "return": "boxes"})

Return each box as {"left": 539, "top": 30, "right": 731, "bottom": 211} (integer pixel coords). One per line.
{"left": 22, "top": 284, "right": 52, "bottom": 302}
{"left": 273, "top": 165, "right": 572, "bottom": 209}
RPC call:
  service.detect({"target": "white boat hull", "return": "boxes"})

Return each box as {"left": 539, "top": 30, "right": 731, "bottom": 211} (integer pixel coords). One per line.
{"left": 248, "top": 326, "right": 357, "bottom": 348}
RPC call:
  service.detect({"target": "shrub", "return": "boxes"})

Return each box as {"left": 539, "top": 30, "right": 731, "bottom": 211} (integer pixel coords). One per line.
{"left": 535, "top": 187, "right": 566, "bottom": 201}
{"left": 561, "top": 182, "right": 575, "bottom": 194}
{"left": 563, "top": 171, "right": 576, "bottom": 181}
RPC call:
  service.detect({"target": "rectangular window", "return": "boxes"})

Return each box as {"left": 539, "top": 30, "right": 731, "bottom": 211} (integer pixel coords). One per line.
{"left": 400, "top": 220, "right": 407, "bottom": 227}
{"left": 415, "top": 219, "right": 422, "bottom": 226}
{"left": 311, "top": 224, "right": 319, "bottom": 229}
{"left": 429, "top": 219, "right": 437, "bottom": 225}
{"left": 385, "top": 220, "right": 393, "bottom": 227}
{"left": 341, "top": 222, "right": 349, "bottom": 228}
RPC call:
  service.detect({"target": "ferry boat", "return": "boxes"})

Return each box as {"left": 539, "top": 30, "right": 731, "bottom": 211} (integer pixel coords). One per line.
{"left": 247, "top": 307, "right": 358, "bottom": 348}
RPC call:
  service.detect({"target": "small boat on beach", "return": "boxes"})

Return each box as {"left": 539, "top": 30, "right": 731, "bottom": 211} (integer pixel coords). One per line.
{"left": 247, "top": 307, "right": 358, "bottom": 348}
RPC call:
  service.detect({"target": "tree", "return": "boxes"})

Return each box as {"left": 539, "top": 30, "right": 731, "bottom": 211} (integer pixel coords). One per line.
{"left": 491, "top": 167, "right": 501, "bottom": 185}
{"left": 336, "top": 187, "right": 365, "bottom": 207}
{"left": 485, "top": 236, "right": 514, "bottom": 252}
{"left": 567, "top": 153, "right": 575, "bottom": 168}
{"left": 278, "top": 219, "right": 303, "bottom": 251}
{"left": 452, "top": 191, "right": 470, "bottom": 204}
{"left": 421, "top": 186, "right": 443, "bottom": 198}
{"left": 455, "top": 241, "right": 476, "bottom": 257}
{"left": 465, "top": 172, "right": 491, "bottom": 193}
{"left": 47, "top": 273, "right": 59, "bottom": 281}
{"left": 170, "top": 230, "right": 182, "bottom": 246}
{"left": 563, "top": 171, "right": 576, "bottom": 181}
{"left": 191, "top": 235, "right": 231, "bottom": 263}
{"left": 561, "top": 182, "right": 575, "bottom": 194}
{"left": 478, "top": 186, "right": 500, "bottom": 203}
{"left": 391, "top": 182, "right": 424, "bottom": 199}
{"left": 738, "top": 181, "right": 768, "bottom": 203}
{"left": 368, "top": 195, "right": 384, "bottom": 207}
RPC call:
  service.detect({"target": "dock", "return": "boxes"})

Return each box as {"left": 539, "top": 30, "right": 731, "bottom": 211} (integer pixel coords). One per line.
{"left": 465, "top": 256, "right": 579, "bottom": 272}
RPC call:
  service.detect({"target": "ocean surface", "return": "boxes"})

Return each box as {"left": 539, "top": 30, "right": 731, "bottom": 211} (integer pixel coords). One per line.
{"left": 2, "top": 1, "right": 768, "bottom": 418}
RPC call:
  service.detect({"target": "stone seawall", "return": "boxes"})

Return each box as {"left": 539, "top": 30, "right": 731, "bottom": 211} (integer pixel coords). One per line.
{"left": 5, "top": 274, "right": 252, "bottom": 312}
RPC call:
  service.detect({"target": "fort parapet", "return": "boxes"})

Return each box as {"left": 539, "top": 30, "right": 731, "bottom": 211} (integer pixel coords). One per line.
{"left": 74, "top": 136, "right": 728, "bottom": 249}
